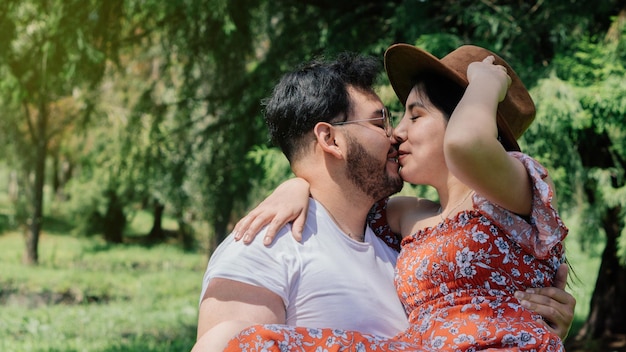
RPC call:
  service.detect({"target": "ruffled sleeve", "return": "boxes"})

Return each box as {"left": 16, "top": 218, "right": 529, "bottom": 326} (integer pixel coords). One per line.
{"left": 473, "top": 152, "right": 568, "bottom": 259}
{"left": 367, "top": 197, "right": 401, "bottom": 252}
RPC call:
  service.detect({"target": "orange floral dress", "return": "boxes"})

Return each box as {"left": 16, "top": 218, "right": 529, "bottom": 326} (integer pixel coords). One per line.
{"left": 225, "top": 153, "right": 567, "bottom": 351}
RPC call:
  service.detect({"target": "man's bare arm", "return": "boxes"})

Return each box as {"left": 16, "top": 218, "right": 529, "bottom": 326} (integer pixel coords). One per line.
{"left": 196, "top": 278, "right": 286, "bottom": 339}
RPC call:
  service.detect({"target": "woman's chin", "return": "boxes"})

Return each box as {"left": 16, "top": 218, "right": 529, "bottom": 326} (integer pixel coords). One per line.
{"left": 399, "top": 166, "right": 419, "bottom": 184}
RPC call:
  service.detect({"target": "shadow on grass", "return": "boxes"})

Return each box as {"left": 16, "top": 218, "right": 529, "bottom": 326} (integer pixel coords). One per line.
{"left": 42, "top": 214, "right": 75, "bottom": 235}
{"left": 0, "top": 212, "right": 73, "bottom": 236}
{"left": 31, "top": 323, "right": 197, "bottom": 352}
{"left": 80, "top": 241, "right": 117, "bottom": 254}
{"left": 100, "top": 325, "right": 197, "bottom": 352}
{"left": 79, "top": 230, "right": 198, "bottom": 255}
{"left": 565, "top": 335, "right": 626, "bottom": 352}
{"left": 0, "top": 213, "right": 12, "bottom": 233}
{"left": 564, "top": 315, "right": 626, "bottom": 351}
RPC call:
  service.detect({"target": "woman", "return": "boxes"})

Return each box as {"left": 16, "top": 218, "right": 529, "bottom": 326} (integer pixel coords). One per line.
{"left": 223, "top": 44, "right": 568, "bottom": 351}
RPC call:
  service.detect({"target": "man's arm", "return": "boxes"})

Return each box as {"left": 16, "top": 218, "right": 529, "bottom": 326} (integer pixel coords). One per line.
{"left": 196, "top": 278, "right": 286, "bottom": 339}
{"left": 192, "top": 278, "right": 286, "bottom": 351}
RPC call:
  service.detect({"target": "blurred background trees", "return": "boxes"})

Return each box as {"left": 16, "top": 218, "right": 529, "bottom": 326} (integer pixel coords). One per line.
{"left": 1, "top": 0, "right": 625, "bottom": 349}
{"left": 0, "top": 0, "right": 123, "bottom": 264}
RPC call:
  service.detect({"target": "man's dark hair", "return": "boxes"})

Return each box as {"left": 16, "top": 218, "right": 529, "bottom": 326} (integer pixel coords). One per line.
{"left": 263, "top": 52, "right": 381, "bottom": 162}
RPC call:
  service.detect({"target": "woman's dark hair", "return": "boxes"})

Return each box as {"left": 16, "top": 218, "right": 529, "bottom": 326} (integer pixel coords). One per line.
{"left": 413, "top": 72, "right": 466, "bottom": 120}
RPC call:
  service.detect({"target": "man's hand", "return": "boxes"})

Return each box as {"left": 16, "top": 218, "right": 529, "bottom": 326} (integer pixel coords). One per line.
{"left": 233, "top": 177, "right": 310, "bottom": 245}
{"left": 514, "top": 264, "right": 576, "bottom": 340}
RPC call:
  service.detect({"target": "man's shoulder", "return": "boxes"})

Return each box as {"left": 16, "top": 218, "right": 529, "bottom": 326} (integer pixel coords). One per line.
{"left": 204, "top": 225, "right": 301, "bottom": 285}
{"left": 220, "top": 225, "right": 296, "bottom": 251}
{"left": 200, "top": 226, "right": 299, "bottom": 310}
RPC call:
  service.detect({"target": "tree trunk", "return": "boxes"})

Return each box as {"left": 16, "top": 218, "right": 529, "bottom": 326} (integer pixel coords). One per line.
{"left": 51, "top": 150, "right": 60, "bottom": 195}
{"left": 209, "top": 190, "right": 234, "bottom": 255}
{"left": 22, "top": 103, "right": 48, "bottom": 265}
{"left": 102, "top": 190, "right": 126, "bottom": 244}
{"left": 575, "top": 205, "right": 626, "bottom": 343}
{"left": 147, "top": 201, "right": 165, "bottom": 241}
{"left": 177, "top": 216, "right": 195, "bottom": 251}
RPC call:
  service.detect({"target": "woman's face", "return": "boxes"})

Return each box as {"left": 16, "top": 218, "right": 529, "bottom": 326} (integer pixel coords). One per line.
{"left": 393, "top": 85, "right": 449, "bottom": 186}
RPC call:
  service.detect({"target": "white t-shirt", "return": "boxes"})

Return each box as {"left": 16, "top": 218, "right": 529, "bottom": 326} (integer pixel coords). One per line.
{"left": 200, "top": 198, "right": 409, "bottom": 338}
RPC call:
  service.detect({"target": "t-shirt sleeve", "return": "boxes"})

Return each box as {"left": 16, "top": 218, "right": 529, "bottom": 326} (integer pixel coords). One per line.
{"left": 199, "top": 226, "right": 298, "bottom": 308}
{"left": 473, "top": 152, "right": 568, "bottom": 259}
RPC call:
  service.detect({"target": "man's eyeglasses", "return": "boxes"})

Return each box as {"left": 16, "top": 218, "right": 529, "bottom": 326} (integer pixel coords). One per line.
{"left": 331, "top": 108, "right": 392, "bottom": 137}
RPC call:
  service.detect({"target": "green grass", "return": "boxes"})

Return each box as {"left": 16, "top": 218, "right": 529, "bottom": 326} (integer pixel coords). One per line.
{"left": 0, "top": 232, "right": 207, "bottom": 352}
{"left": 0, "top": 164, "right": 207, "bottom": 351}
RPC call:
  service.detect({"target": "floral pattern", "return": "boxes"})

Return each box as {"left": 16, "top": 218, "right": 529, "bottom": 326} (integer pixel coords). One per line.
{"left": 368, "top": 197, "right": 402, "bottom": 252}
{"left": 226, "top": 325, "right": 421, "bottom": 351}
{"left": 225, "top": 153, "right": 567, "bottom": 351}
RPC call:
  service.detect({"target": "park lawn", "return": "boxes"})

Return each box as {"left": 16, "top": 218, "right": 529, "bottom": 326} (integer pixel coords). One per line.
{"left": 0, "top": 231, "right": 207, "bottom": 352}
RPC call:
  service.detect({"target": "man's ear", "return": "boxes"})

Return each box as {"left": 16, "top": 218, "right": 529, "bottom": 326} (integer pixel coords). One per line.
{"left": 313, "top": 122, "right": 344, "bottom": 159}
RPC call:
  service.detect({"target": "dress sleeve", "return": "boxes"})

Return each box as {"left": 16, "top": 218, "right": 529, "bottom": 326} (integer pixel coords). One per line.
{"left": 367, "top": 197, "right": 401, "bottom": 252}
{"left": 473, "top": 152, "right": 568, "bottom": 259}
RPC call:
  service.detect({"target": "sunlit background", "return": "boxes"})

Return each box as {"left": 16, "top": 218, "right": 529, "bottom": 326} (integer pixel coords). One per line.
{"left": 1, "top": 1, "right": 625, "bottom": 351}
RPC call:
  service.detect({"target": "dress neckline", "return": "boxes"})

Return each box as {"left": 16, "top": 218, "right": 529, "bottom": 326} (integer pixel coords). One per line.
{"left": 401, "top": 209, "right": 481, "bottom": 247}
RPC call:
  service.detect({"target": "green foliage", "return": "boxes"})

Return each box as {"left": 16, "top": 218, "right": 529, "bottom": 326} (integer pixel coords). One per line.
{"left": 243, "top": 146, "right": 293, "bottom": 208}
{"left": 562, "top": 216, "right": 604, "bottom": 336}
{"left": 0, "top": 0, "right": 120, "bottom": 97}
{"left": 527, "top": 18, "right": 626, "bottom": 264}
{"left": 3, "top": 0, "right": 620, "bottom": 252}
{"left": 413, "top": 34, "right": 465, "bottom": 58}
{"left": 0, "top": 0, "right": 126, "bottom": 261}
{"left": 62, "top": 123, "right": 137, "bottom": 239}
{"left": 525, "top": 75, "right": 590, "bottom": 206}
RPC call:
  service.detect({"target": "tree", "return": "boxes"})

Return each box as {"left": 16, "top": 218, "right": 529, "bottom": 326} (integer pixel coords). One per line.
{"left": 126, "top": 0, "right": 624, "bottom": 254}
{"left": 114, "top": 0, "right": 415, "bottom": 251}
{"left": 0, "top": 0, "right": 123, "bottom": 264}
{"left": 525, "top": 10, "right": 626, "bottom": 348}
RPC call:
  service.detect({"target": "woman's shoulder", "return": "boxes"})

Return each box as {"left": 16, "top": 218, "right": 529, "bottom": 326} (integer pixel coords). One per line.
{"left": 389, "top": 197, "right": 441, "bottom": 238}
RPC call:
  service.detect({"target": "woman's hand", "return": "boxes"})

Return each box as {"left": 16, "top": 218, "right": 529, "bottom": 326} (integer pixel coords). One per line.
{"left": 467, "top": 55, "right": 511, "bottom": 103}
{"left": 233, "top": 178, "right": 311, "bottom": 245}
{"left": 514, "top": 264, "right": 576, "bottom": 340}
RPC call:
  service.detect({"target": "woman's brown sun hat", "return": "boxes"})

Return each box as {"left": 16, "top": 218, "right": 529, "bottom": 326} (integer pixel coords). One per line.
{"left": 384, "top": 43, "right": 536, "bottom": 152}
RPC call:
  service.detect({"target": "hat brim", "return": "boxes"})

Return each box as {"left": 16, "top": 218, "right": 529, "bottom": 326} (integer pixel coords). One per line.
{"left": 384, "top": 44, "right": 527, "bottom": 152}
{"left": 385, "top": 44, "right": 467, "bottom": 106}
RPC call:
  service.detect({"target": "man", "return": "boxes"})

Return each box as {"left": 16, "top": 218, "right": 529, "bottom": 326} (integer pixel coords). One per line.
{"left": 193, "top": 53, "right": 575, "bottom": 351}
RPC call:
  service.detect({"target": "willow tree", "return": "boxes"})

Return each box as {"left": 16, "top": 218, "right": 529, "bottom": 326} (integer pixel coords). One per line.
{"left": 115, "top": 0, "right": 414, "bottom": 251}
{"left": 525, "top": 11, "right": 626, "bottom": 347}
{"left": 112, "top": 0, "right": 623, "bottom": 253}
{"left": 0, "top": 0, "right": 122, "bottom": 264}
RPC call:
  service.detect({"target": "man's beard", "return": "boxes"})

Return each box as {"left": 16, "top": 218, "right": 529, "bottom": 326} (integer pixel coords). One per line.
{"left": 345, "top": 137, "right": 403, "bottom": 201}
